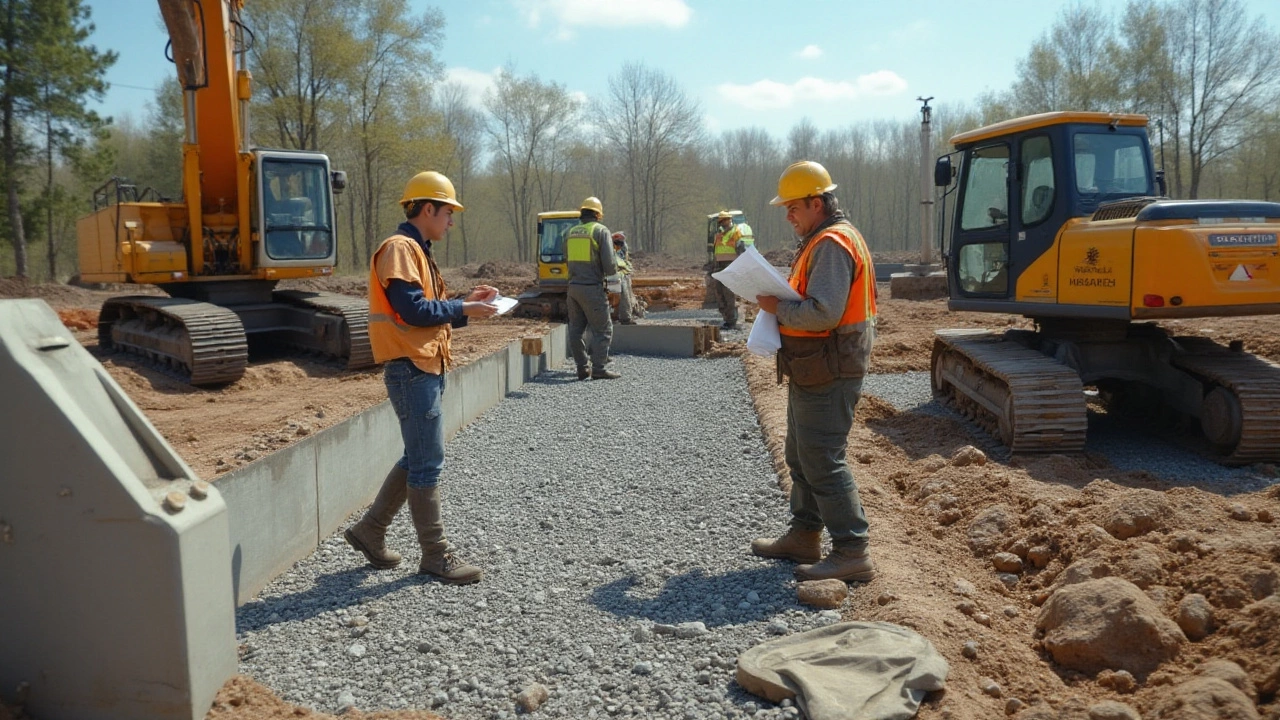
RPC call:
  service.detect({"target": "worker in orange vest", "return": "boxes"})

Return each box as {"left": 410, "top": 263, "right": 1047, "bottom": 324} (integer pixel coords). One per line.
{"left": 752, "top": 161, "right": 877, "bottom": 583}
{"left": 346, "top": 171, "right": 498, "bottom": 585}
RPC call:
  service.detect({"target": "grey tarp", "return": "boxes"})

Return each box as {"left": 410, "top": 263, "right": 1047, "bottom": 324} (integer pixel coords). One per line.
{"left": 736, "top": 621, "right": 949, "bottom": 720}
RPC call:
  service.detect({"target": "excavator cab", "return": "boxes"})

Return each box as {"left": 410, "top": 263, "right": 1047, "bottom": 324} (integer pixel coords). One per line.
{"left": 257, "top": 151, "right": 339, "bottom": 264}
{"left": 535, "top": 211, "right": 580, "bottom": 291}
{"left": 937, "top": 114, "right": 1157, "bottom": 304}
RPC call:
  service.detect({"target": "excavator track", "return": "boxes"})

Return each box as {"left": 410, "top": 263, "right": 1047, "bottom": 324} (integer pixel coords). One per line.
{"left": 932, "top": 329, "right": 1087, "bottom": 454}
{"left": 1172, "top": 337, "right": 1280, "bottom": 465}
{"left": 273, "top": 290, "right": 375, "bottom": 370}
{"left": 97, "top": 296, "right": 248, "bottom": 386}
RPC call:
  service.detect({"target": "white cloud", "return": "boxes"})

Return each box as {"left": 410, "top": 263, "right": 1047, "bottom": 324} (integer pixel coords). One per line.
{"left": 443, "top": 67, "right": 501, "bottom": 107}
{"left": 514, "top": 0, "right": 692, "bottom": 33}
{"left": 797, "top": 44, "right": 822, "bottom": 59}
{"left": 717, "top": 72, "right": 908, "bottom": 111}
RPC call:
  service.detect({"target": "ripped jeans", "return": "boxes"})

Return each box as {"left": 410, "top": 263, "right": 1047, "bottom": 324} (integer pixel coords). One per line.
{"left": 384, "top": 359, "right": 447, "bottom": 489}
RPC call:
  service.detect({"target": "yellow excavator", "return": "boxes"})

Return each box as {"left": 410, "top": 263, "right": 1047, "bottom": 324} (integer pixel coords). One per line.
{"left": 513, "top": 209, "right": 629, "bottom": 319}
{"left": 931, "top": 111, "right": 1280, "bottom": 465}
{"left": 75, "top": 0, "right": 372, "bottom": 385}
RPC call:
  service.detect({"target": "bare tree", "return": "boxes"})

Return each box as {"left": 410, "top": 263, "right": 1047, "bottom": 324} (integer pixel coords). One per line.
{"left": 437, "top": 81, "right": 483, "bottom": 264}
{"left": 482, "top": 66, "right": 580, "bottom": 262}
{"left": 786, "top": 117, "right": 819, "bottom": 160}
{"left": 1161, "top": 0, "right": 1280, "bottom": 197}
{"left": 596, "top": 62, "right": 703, "bottom": 253}
{"left": 1011, "top": 4, "right": 1122, "bottom": 113}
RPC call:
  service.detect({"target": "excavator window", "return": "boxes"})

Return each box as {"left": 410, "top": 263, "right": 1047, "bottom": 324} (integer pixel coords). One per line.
{"left": 957, "top": 242, "right": 1009, "bottom": 295}
{"left": 1020, "top": 136, "right": 1055, "bottom": 226}
{"left": 1073, "top": 132, "right": 1151, "bottom": 197}
{"left": 262, "top": 158, "right": 333, "bottom": 261}
{"left": 959, "top": 143, "right": 1010, "bottom": 231}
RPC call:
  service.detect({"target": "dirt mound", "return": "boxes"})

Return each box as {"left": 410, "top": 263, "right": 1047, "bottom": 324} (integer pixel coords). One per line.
{"left": 58, "top": 308, "right": 99, "bottom": 330}
{"left": 468, "top": 260, "right": 529, "bottom": 279}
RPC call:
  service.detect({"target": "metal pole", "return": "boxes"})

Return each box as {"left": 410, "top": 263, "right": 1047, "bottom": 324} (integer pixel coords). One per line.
{"left": 918, "top": 96, "right": 935, "bottom": 267}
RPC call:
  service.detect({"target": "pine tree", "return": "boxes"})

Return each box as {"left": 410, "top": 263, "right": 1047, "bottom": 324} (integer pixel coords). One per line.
{"left": 0, "top": 0, "right": 114, "bottom": 278}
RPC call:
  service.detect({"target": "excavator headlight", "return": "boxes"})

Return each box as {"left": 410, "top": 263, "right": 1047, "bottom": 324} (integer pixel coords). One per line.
{"left": 1142, "top": 294, "right": 1165, "bottom": 308}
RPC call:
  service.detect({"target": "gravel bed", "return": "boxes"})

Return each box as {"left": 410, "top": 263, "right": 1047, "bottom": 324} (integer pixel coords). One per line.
{"left": 863, "top": 371, "right": 1278, "bottom": 493}
{"left": 237, "top": 354, "right": 835, "bottom": 719}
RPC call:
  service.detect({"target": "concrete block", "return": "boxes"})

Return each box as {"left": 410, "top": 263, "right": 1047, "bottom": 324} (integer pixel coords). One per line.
{"left": 315, "top": 402, "right": 401, "bottom": 538}
{"left": 521, "top": 336, "right": 544, "bottom": 355}
{"left": 609, "top": 324, "right": 700, "bottom": 357}
{"left": 889, "top": 271, "right": 948, "bottom": 300}
{"left": 221, "top": 441, "right": 320, "bottom": 605}
{"left": 546, "top": 324, "right": 567, "bottom": 368}
{"left": 0, "top": 298, "right": 238, "bottom": 720}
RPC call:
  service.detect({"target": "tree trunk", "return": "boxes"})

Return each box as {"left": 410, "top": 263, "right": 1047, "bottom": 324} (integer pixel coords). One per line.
{"left": 46, "top": 113, "right": 54, "bottom": 281}
{"left": 3, "top": 0, "right": 27, "bottom": 278}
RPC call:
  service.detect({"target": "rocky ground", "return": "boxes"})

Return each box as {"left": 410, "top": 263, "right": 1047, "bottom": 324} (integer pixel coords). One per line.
{"left": 2, "top": 256, "right": 1278, "bottom": 720}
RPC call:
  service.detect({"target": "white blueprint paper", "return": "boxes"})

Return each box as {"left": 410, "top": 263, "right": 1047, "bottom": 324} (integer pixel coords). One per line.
{"left": 711, "top": 247, "right": 802, "bottom": 303}
{"left": 746, "top": 311, "right": 782, "bottom": 356}
{"left": 489, "top": 295, "right": 520, "bottom": 315}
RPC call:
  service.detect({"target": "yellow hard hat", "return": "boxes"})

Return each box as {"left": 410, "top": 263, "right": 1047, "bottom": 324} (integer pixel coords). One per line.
{"left": 770, "top": 161, "right": 837, "bottom": 206}
{"left": 581, "top": 196, "right": 604, "bottom": 218}
{"left": 400, "top": 171, "right": 464, "bottom": 211}
{"left": 717, "top": 210, "right": 732, "bottom": 220}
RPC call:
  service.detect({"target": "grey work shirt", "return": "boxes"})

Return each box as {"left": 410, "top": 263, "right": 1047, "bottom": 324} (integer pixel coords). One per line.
{"left": 567, "top": 221, "right": 619, "bottom": 286}
{"left": 774, "top": 238, "right": 857, "bottom": 332}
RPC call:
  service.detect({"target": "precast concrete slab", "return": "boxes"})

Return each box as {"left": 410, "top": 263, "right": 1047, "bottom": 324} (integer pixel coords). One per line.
{"left": 441, "top": 367, "right": 466, "bottom": 440}
{"left": 221, "top": 436, "right": 322, "bottom": 605}
{"left": 608, "top": 323, "right": 704, "bottom": 357}
{"left": 458, "top": 352, "right": 506, "bottom": 426}
{"left": 889, "top": 271, "right": 949, "bottom": 300}
{"left": 316, "top": 403, "right": 402, "bottom": 540}
{"left": 0, "top": 299, "right": 236, "bottom": 720}
{"left": 505, "top": 341, "right": 525, "bottom": 394}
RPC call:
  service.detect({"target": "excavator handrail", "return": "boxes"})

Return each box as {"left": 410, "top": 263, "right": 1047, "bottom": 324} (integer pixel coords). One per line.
{"left": 92, "top": 177, "right": 169, "bottom": 210}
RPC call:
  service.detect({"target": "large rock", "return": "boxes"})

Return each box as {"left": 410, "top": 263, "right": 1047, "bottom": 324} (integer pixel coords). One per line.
{"left": 1176, "top": 593, "right": 1214, "bottom": 641}
{"left": 968, "top": 504, "right": 1016, "bottom": 555}
{"left": 1102, "top": 491, "right": 1171, "bottom": 540}
{"left": 798, "top": 579, "right": 848, "bottom": 609}
{"left": 1147, "top": 677, "right": 1259, "bottom": 720}
{"left": 1036, "top": 577, "right": 1185, "bottom": 676}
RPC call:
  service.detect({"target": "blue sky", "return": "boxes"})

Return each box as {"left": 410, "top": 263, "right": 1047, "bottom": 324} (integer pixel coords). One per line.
{"left": 88, "top": 0, "right": 1280, "bottom": 140}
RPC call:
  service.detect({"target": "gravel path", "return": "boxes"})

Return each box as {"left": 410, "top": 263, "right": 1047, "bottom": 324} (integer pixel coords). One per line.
{"left": 236, "top": 353, "right": 832, "bottom": 719}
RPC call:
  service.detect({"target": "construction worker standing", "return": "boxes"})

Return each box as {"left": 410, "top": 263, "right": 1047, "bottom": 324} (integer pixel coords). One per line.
{"left": 346, "top": 171, "right": 497, "bottom": 585}
{"left": 711, "top": 210, "right": 754, "bottom": 329}
{"left": 752, "top": 161, "right": 877, "bottom": 583}
{"left": 612, "top": 231, "right": 637, "bottom": 325}
{"left": 566, "top": 196, "right": 621, "bottom": 380}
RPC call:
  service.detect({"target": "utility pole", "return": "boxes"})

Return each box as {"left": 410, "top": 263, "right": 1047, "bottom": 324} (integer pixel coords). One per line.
{"left": 918, "top": 96, "right": 935, "bottom": 266}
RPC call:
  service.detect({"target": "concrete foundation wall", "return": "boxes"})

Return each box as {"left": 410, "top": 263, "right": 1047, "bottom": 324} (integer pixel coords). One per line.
{"left": 220, "top": 323, "right": 567, "bottom": 605}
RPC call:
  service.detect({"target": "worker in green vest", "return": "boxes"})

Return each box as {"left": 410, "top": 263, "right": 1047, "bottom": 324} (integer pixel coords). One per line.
{"left": 711, "top": 210, "right": 755, "bottom": 329}
{"left": 612, "top": 231, "right": 637, "bottom": 325}
{"left": 566, "top": 196, "right": 621, "bottom": 380}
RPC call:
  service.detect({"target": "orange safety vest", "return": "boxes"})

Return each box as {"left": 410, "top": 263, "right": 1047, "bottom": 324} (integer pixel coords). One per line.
{"left": 367, "top": 235, "right": 453, "bottom": 374}
{"left": 779, "top": 222, "right": 877, "bottom": 338}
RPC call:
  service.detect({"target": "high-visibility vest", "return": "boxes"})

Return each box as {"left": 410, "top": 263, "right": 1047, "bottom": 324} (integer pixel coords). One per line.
{"left": 566, "top": 221, "right": 601, "bottom": 262}
{"left": 367, "top": 235, "right": 452, "bottom": 374}
{"left": 779, "top": 222, "right": 876, "bottom": 338}
{"left": 715, "top": 223, "right": 753, "bottom": 257}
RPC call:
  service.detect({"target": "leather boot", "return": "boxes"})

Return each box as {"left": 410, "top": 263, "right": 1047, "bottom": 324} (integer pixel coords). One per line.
{"left": 795, "top": 545, "right": 875, "bottom": 583}
{"left": 344, "top": 465, "right": 408, "bottom": 569}
{"left": 407, "top": 486, "right": 481, "bottom": 585}
{"left": 577, "top": 366, "right": 589, "bottom": 381}
{"left": 751, "top": 528, "right": 822, "bottom": 564}
{"left": 591, "top": 369, "right": 622, "bottom": 380}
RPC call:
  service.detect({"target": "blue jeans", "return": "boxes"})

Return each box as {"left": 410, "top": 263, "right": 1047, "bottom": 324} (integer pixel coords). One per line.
{"left": 384, "top": 359, "right": 447, "bottom": 489}
{"left": 785, "top": 376, "right": 870, "bottom": 548}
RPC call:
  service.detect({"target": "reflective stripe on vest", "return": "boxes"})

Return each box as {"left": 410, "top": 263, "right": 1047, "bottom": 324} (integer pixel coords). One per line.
{"left": 779, "top": 222, "right": 877, "bottom": 338}
{"left": 367, "top": 235, "right": 452, "bottom": 371}
{"left": 566, "top": 222, "right": 600, "bottom": 262}
{"left": 737, "top": 223, "right": 755, "bottom": 247}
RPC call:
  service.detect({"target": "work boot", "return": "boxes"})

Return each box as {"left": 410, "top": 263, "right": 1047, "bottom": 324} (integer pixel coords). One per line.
{"left": 407, "top": 486, "right": 481, "bottom": 585}
{"left": 721, "top": 322, "right": 737, "bottom": 330}
{"left": 591, "top": 369, "right": 622, "bottom": 380}
{"left": 577, "top": 366, "right": 590, "bottom": 381}
{"left": 794, "top": 545, "right": 875, "bottom": 583}
{"left": 750, "top": 528, "right": 822, "bottom": 564}
{"left": 344, "top": 465, "right": 408, "bottom": 569}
